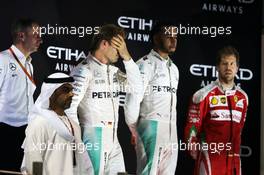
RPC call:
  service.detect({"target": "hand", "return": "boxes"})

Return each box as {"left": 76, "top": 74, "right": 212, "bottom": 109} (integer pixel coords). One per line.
{"left": 131, "top": 133, "right": 137, "bottom": 146}
{"left": 188, "top": 138, "right": 199, "bottom": 160}
{"left": 128, "top": 125, "right": 137, "bottom": 146}
{"left": 190, "top": 147, "right": 198, "bottom": 160}
{"left": 111, "top": 35, "right": 131, "bottom": 61}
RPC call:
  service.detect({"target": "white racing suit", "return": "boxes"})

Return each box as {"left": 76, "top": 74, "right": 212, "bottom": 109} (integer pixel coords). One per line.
{"left": 133, "top": 49, "right": 179, "bottom": 175}
{"left": 66, "top": 53, "right": 142, "bottom": 175}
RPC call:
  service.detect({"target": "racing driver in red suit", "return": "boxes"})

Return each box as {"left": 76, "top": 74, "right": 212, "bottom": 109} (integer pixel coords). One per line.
{"left": 184, "top": 46, "right": 248, "bottom": 175}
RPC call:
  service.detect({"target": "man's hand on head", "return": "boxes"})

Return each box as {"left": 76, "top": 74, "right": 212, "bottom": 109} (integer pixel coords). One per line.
{"left": 111, "top": 35, "right": 131, "bottom": 61}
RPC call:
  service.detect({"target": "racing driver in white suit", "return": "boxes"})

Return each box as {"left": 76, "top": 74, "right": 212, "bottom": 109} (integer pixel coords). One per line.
{"left": 66, "top": 24, "right": 142, "bottom": 175}
{"left": 128, "top": 22, "right": 179, "bottom": 175}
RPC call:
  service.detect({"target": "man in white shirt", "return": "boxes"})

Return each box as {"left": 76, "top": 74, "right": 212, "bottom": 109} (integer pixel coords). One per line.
{"left": 0, "top": 18, "right": 42, "bottom": 171}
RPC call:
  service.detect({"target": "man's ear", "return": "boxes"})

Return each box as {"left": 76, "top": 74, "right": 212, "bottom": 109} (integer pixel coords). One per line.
{"left": 153, "top": 35, "right": 159, "bottom": 46}
{"left": 235, "top": 65, "right": 239, "bottom": 74}
{"left": 216, "top": 65, "right": 219, "bottom": 72}
{"left": 18, "top": 32, "right": 25, "bottom": 42}
{"left": 99, "top": 40, "right": 109, "bottom": 50}
{"left": 104, "top": 39, "right": 111, "bottom": 46}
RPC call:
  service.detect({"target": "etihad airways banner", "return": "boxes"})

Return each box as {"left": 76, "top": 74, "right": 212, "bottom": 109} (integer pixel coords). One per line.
{"left": 0, "top": 0, "right": 261, "bottom": 174}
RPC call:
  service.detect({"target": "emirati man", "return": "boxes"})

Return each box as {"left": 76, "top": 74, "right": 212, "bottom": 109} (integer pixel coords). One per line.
{"left": 21, "top": 73, "right": 89, "bottom": 175}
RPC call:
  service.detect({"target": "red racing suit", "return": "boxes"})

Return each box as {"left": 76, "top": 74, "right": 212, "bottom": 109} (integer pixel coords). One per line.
{"left": 184, "top": 80, "right": 248, "bottom": 175}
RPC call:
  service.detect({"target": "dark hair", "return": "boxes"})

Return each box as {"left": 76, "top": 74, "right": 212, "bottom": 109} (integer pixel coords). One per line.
{"left": 11, "top": 18, "right": 38, "bottom": 43}
{"left": 89, "top": 24, "right": 125, "bottom": 52}
{"left": 216, "top": 46, "right": 240, "bottom": 66}
{"left": 150, "top": 21, "right": 175, "bottom": 44}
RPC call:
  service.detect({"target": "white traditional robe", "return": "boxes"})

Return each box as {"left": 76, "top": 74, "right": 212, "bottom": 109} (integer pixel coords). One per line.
{"left": 21, "top": 73, "right": 91, "bottom": 175}
{"left": 21, "top": 110, "right": 90, "bottom": 175}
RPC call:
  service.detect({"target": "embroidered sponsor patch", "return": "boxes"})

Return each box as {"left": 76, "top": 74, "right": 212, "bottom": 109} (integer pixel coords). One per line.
{"left": 189, "top": 117, "right": 200, "bottom": 123}
{"left": 234, "top": 95, "right": 238, "bottom": 103}
{"left": 225, "top": 90, "right": 236, "bottom": 96}
{"left": 210, "top": 109, "right": 242, "bottom": 123}
{"left": 138, "top": 63, "right": 144, "bottom": 73}
{"left": 9, "top": 63, "right": 16, "bottom": 71}
{"left": 235, "top": 99, "right": 244, "bottom": 108}
{"left": 94, "top": 79, "right": 105, "bottom": 84}
{"left": 94, "top": 70, "right": 102, "bottom": 78}
{"left": 188, "top": 104, "right": 200, "bottom": 123}
{"left": 209, "top": 95, "right": 228, "bottom": 107}
{"left": 220, "top": 96, "right": 227, "bottom": 104}
{"left": 210, "top": 96, "right": 218, "bottom": 105}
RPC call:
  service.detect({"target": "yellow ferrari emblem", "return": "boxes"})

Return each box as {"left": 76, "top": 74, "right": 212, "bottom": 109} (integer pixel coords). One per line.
{"left": 234, "top": 95, "right": 238, "bottom": 103}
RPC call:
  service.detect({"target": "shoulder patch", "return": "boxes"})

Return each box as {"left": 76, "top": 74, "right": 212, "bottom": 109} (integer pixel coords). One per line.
{"left": 192, "top": 82, "right": 217, "bottom": 104}
{"left": 236, "top": 86, "right": 249, "bottom": 106}
{"left": 138, "top": 62, "right": 144, "bottom": 72}
{"left": 71, "top": 65, "right": 90, "bottom": 82}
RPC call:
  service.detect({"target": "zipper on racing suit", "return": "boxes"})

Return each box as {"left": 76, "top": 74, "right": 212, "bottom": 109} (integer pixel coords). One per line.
{"left": 227, "top": 94, "right": 235, "bottom": 175}
{"left": 167, "top": 60, "right": 173, "bottom": 141}
{"left": 107, "top": 66, "right": 116, "bottom": 142}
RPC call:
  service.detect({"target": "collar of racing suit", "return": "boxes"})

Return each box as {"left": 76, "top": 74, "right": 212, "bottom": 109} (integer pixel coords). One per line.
{"left": 87, "top": 53, "right": 111, "bottom": 72}
{"left": 89, "top": 52, "right": 111, "bottom": 66}
{"left": 150, "top": 49, "right": 172, "bottom": 67}
{"left": 215, "top": 79, "right": 237, "bottom": 95}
